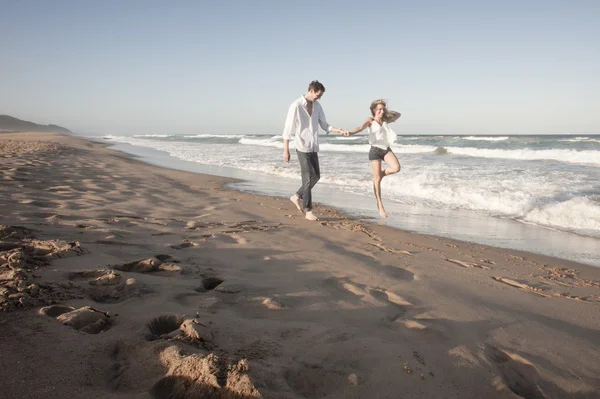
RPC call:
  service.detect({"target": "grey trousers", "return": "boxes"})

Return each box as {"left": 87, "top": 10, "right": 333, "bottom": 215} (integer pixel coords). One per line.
{"left": 296, "top": 150, "right": 320, "bottom": 211}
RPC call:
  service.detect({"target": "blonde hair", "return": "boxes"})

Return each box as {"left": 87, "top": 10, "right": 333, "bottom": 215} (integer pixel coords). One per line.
{"left": 370, "top": 99, "right": 395, "bottom": 122}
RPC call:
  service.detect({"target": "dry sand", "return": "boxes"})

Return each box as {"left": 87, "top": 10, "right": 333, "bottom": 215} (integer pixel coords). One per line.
{"left": 1, "top": 132, "right": 599, "bottom": 398}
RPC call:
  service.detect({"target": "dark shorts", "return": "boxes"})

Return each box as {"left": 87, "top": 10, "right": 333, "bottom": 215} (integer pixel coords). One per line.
{"left": 369, "top": 146, "right": 392, "bottom": 161}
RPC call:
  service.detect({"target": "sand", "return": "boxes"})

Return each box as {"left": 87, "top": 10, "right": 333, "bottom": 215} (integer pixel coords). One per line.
{"left": 1, "top": 132, "right": 599, "bottom": 398}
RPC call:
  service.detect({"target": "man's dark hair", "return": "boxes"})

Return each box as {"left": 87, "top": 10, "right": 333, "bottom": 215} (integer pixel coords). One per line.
{"left": 308, "top": 80, "right": 326, "bottom": 93}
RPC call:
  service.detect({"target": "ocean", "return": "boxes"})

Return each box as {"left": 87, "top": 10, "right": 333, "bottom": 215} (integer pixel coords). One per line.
{"left": 98, "top": 133, "right": 600, "bottom": 267}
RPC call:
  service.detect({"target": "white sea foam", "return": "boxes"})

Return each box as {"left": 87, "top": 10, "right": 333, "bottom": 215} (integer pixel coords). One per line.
{"left": 445, "top": 146, "right": 600, "bottom": 166}
{"left": 399, "top": 136, "right": 426, "bottom": 140}
{"left": 239, "top": 138, "right": 437, "bottom": 154}
{"left": 523, "top": 197, "right": 600, "bottom": 237}
{"left": 184, "top": 134, "right": 246, "bottom": 139}
{"left": 319, "top": 143, "right": 372, "bottom": 152}
{"left": 239, "top": 137, "right": 289, "bottom": 149}
{"left": 393, "top": 145, "right": 438, "bottom": 154}
{"left": 560, "top": 137, "right": 600, "bottom": 143}
{"left": 462, "top": 136, "right": 509, "bottom": 141}
{"left": 133, "top": 134, "right": 173, "bottom": 138}
{"left": 334, "top": 136, "right": 365, "bottom": 141}
{"left": 381, "top": 170, "right": 540, "bottom": 215}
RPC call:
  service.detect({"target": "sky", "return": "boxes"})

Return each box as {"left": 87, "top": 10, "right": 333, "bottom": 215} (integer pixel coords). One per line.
{"left": 1, "top": 0, "right": 599, "bottom": 135}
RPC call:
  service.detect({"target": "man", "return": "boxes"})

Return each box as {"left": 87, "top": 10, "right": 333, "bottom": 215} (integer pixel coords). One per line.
{"left": 282, "top": 80, "right": 347, "bottom": 221}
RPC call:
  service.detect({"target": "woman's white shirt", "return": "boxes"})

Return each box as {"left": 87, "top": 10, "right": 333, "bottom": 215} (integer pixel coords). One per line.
{"left": 368, "top": 120, "right": 397, "bottom": 150}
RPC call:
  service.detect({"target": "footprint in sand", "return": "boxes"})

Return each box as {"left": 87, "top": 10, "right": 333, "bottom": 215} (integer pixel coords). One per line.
{"left": 68, "top": 269, "right": 150, "bottom": 303}
{"left": 492, "top": 276, "right": 549, "bottom": 297}
{"left": 147, "top": 314, "right": 184, "bottom": 337}
{"left": 319, "top": 277, "right": 366, "bottom": 307}
{"left": 146, "top": 315, "right": 213, "bottom": 345}
{"left": 212, "top": 233, "right": 248, "bottom": 245}
{"left": 195, "top": 276, "right": 224, "bottom": 292}
{"left": 324, "top": 277, "right": 413, "bottom": 311}
{"left": 383, "top": 309, "right": 451, "bottom": 342}
{"left": 169, "top": 241, "right": 196, "bottom": 249}
{"left": 173, "top": 292, "right": 212, "bottom": 307}
{"left": 369, "top": 288, "right": 413, "bottom": 308}
{"left": 445, "top": 258, "right": 490, "bottom": 270}
{"left": 284, "top": 362, "right": 357, "bottom": 398}
{"left": 252, "top": 296, "right": 287, "bottom": 310}
{"left": 369, "top": 242, "right": 412, "bottom": 256}
{"left": 112, "top": 257, "right": 183, "bottom": 277}
{"left": 485, "top": 344, "right": 546, "bottom": 399}
{"left": 386, "top": 317, "right": 449, "bottom": 342}
{"left": 39, "top": 305, "right": 112, "bottom": 334}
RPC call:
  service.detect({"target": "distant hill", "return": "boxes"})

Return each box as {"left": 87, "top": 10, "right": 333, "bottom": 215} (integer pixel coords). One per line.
{"left": 0, "top": 115, "right": 72, "bottom": 134}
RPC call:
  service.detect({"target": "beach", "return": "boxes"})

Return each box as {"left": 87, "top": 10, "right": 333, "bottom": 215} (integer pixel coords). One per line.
{"left": 1, "top": 132, "right": 599, "bottom": 398}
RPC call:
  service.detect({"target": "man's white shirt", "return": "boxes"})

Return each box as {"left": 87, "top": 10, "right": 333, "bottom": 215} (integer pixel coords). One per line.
{"left": 282, "top": 96, "right": 332, "bottom": 153}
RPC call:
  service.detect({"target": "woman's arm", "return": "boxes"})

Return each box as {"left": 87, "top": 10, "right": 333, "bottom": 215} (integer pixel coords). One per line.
{"left": 384, "top": 111, "right": 401, "bottom": 123}
{"left": 345, "top": 118, "right": 372, "bottom": 136}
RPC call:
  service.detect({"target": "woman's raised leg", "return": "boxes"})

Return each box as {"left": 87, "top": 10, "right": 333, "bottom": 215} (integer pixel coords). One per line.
{"left": 383, "top": 151, "right": 401, "bottom": 176}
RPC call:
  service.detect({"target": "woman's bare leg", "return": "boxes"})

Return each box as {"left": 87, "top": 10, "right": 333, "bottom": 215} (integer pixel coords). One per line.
{"left": 383, "top": 151, "right": 401, "bottom": 176}
{"left": 370, "top": 160, "right": 387, "bottom": 218}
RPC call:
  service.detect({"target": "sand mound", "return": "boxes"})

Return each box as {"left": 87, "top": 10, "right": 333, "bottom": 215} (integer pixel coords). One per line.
{"left": 151, "top": 346, "right": 262, "bottom": 399}
{"left": 1, "top": 231, "right": 87, "bottom": 311}
{"left": 0, "top": 225, "right": 35, "bottom": 241}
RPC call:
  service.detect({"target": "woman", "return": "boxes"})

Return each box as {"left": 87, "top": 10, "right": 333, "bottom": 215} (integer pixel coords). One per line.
{"left": 344, "top": 99, "right": 401, "bottom": 218}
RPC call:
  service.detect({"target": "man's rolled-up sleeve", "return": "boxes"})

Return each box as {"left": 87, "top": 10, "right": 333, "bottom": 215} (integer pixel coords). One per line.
{"left": 318, "top": 106, "right": 332, "bottom": 133}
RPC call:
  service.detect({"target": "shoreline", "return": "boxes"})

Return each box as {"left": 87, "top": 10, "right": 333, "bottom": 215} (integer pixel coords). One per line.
{"left": 2, "top": 132, "right": 599, "bottom": 398}
{"left": 101, "top": 135, "right": 600, "bottom": 268}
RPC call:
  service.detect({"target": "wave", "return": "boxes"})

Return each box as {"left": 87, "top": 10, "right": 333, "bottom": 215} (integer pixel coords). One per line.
{"left": 108, "top": 133, "right": 600, "bottom": 166}
{"left": 133, "top": 134, "right": 173, "bottom": 138}
{"left": 445, "top": 146, "right": 600, "bottom": 166}
{"left": 239, "top": 138, "right": 438, "bottom": 154}
{"left": 522, "top": 197, "right": 600, "bottom": 237}
{"left": 184, "top": 134, "right": 246, "bottom": 139}
{"left": 319, "top": 143, "right": 372, "bottom": 152}
{"left": 462, "top": 136, "right": 509, "bottom": 141}
{"left": 239, "top": 137, "right": 286, "bottom": 149}
{"left": 334, "top": 136, "right": 365, "bottom": 141}
{"left": 560, "top": 137, "right": 600, "bottom": 143}
{"left": 399, "top": 136, "right": 426, "bottom": 140}
{"left": 381, "top": 172, "right": 600, "bottom": 236}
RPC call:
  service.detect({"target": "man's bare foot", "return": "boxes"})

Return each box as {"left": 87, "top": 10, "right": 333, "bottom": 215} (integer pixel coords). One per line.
{"left": 378, "top": 207, "right": 388, "bottom": 218}
{"left": 305, "top": 211, "right": 319, "bottom": 221}
{"left": 290, "top": 195, "right": 302, "bottom": 212}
